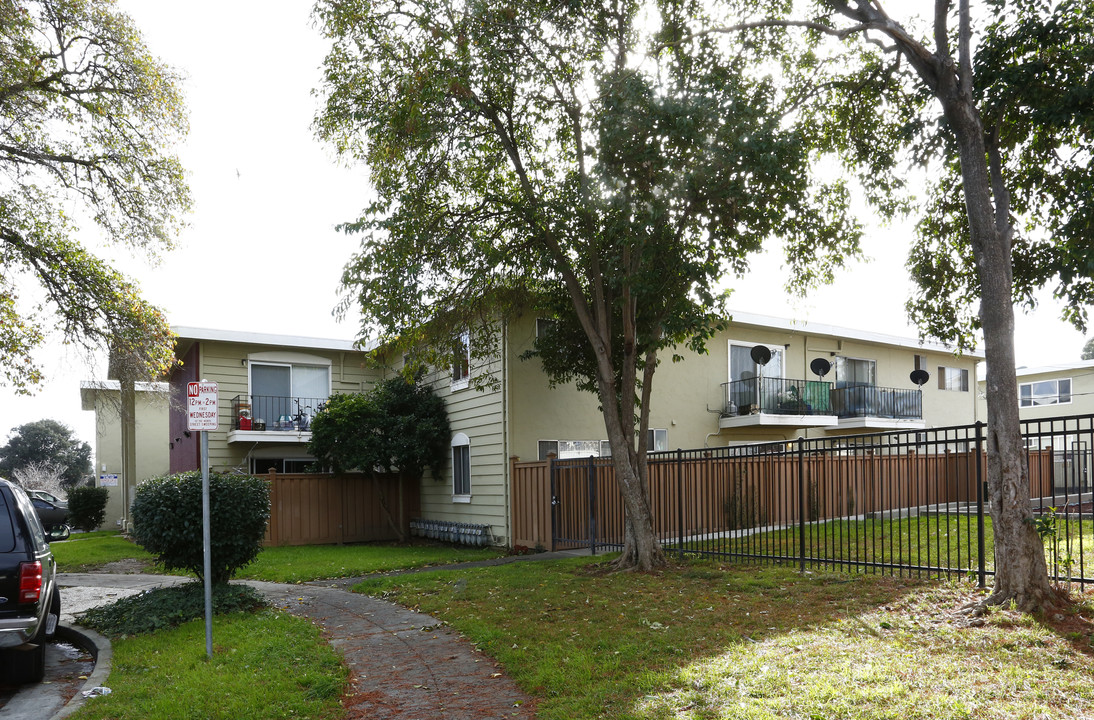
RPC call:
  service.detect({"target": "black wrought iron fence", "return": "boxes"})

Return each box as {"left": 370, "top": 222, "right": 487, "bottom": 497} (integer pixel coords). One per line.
{"left": 550, "top": 416, "right": 1094, "bottom": 590}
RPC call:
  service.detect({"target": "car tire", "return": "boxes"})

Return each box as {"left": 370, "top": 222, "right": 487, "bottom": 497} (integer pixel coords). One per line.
{"left": 27, "top": 642, "right": 45, "bottom": 683}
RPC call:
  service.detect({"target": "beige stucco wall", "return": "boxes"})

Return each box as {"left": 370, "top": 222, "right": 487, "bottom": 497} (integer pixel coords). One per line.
{"left": 506, "top": 314, "right": 981, "bottom": 462}
{"left": 83, "top": 386, "right": 170, "bottom": 529}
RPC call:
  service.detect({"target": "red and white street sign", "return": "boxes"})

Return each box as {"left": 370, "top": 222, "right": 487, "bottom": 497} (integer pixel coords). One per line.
{"left": 187, "top": 381, "right": 219, "bottom": 432}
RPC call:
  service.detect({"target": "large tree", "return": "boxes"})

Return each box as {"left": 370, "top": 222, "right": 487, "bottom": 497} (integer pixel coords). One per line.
{"left": 0, "top": 419, "right": 91, "bottom": 488}
{"left": 698, "top": 0, "right": 1094, "bottom": 609}
{"left": 1, "top": 0, "right": 191, "bottom": 392}
{"left": 315, "top": 0, "right": 861, "bottom": 568}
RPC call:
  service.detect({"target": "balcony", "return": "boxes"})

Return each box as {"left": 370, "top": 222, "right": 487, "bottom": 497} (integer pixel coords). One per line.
{"left": 227, "top": 394, "right": 326, "bottom": 444}
{"left": 831, "top": 385, "right": 924, "bottom": 429}
{"left": 719, "top": 378, "right": 838, "bottom": 429}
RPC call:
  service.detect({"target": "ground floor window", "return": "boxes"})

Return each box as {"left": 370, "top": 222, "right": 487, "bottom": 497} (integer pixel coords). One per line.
{"left": 452, "top": 432, "right": 471, "bottom": 500}
{"left": 251, "top": 458, "right": 316, "bottom": 474}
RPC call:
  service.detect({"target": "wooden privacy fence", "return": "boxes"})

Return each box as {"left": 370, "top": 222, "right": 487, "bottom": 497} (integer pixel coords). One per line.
{"left": 263, "top": 471, "right": 419, "bottom": 546}
{"left": 510, "top": 435, "right": 1055, "bottom": 553}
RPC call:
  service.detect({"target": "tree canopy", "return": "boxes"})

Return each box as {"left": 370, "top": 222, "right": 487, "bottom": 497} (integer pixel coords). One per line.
{"left": 315, "top": 0, "right": 862, "bottom": 568}
{"left": 308, "top": 377, "right": 451, "bottom": 480}
{"left": 0, "top": 419, "right": 91, "bottom": 487}
{"left": 0, "top": 0, "right": 191, "bottom": 392}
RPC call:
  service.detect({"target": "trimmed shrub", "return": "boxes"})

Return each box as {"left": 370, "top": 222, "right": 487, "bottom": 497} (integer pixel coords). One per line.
{"left": 67, "top": 486, "right": 110, "bottom": 531}
{"left": 131, "top": 472, "right": 270, "bottom": 584}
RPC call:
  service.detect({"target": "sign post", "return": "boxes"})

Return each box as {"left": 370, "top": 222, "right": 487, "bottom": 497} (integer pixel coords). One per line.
{"left": 187, "top": 380, "right": 218, "bottom": 659}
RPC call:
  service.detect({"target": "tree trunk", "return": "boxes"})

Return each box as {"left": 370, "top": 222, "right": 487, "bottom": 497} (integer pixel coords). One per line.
{"left": 942, "top": 92, "right": 1055, "bottom": 612}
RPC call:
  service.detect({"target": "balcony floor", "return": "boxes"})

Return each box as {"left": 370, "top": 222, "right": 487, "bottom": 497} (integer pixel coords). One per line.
{"left": 835, "top": 416, "right": 927, "bottom": 431}
{"left": 719, "top": 413, "right": 838, "bottom": 430}
{"left": 228, "top": 430, "right": 312, "bottom": 444}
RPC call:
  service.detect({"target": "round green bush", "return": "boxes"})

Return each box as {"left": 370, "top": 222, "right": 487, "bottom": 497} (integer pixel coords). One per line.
{"left": 131, "top": 472, "right": 270, "bottom": 584}
{"left": 67, "top": 486, "right": 110, "bottom": 531}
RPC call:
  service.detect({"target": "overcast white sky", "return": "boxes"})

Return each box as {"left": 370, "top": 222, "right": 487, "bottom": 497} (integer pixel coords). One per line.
{"left": 0, "top": 0, "right": 1088, "bottom": 457}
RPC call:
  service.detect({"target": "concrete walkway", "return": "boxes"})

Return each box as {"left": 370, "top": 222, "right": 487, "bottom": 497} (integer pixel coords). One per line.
{"left": 55, "top": 550, "right": 598, "bottom": 719}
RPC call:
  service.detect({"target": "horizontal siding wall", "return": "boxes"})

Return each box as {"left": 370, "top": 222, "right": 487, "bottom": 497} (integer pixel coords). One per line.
{"left": 195, "top": 340, "right": 379, "bottom": 473}
{"left": 394, "top": 331, "right": 509, "bottom": 545}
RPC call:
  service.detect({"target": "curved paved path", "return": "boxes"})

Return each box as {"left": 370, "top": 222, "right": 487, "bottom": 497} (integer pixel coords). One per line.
{"left": 58, "top": 573, "right": 536, "bottom": 719}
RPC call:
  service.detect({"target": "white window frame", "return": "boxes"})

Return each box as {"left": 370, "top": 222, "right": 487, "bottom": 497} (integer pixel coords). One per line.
{"left": 1020, "top": 377, "right": 1072, "bottom": 407}
{"left": 648, "top": 428, "right": 669, "bottom": 452}
{"left": 452, "top": 331, "right": 470, "bottom": 390}
{"left": 937, "top": 365, "right": 970, "bottom": 392}
{"left": 727, "top": 340, "right": 785, "bottom": 381}
{"left": 451, "top": 432, "right": 471, "bottom": 501}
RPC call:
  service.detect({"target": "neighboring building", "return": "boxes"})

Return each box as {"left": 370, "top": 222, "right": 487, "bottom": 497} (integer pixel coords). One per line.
{"left": 977, "top": 359, "right": 1094, "bottom": 422}
{"left": 976, "top": 360, "right": 1094, "bottom": 493}
{"left": 84, "top": 312, "right": 982, "bottom": 545}
{"left": 79, "top": 381, "right": 170, "bottom": 529}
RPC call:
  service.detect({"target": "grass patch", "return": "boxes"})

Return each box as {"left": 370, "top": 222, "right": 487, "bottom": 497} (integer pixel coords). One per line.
{"left": 79, "top": 582, "right": 266, "bottom": 637}
{"left": 674, "top": 514, "right": 1094, "bottom": 579}
{"left": 51, "top": 531, "right": 157, "bottom": 573}
{"left": 68, "top": 610, "right": 346, "bottom": 720}
{"left": 233, "top": 542, "right": 504, "bottom": 583}
{"left": 354, "top": 556, "right": 1094, "bottom": 719}
{"left": 53, "top": 531, "right": 504, "bottom": 582}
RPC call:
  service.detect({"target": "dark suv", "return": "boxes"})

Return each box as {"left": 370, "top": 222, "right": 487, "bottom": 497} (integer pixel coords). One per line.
{"left": 0, "top": 479, "right": 61, "bottom": 683}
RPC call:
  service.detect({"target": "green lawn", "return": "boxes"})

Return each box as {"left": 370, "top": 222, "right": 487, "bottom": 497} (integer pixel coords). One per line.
{"left": 52, "top": 530, "right": 504, "bottom": 581}
{"left": 352, "top": 556, "right": 1094, "bottom": 720}
{"left": 51, "top": 530, "right": 157, "bottom": 572}
{"left": 68, "top": 610, "right": 345, "bottom": 720}
{"left": 236, "top": 542, "right": 505, "bottom": 582}
{"left": 672, "top": 513, "right": 1094, "bottom": 581}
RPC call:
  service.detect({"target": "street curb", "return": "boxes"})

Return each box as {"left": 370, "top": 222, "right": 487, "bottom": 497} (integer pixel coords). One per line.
{"left": 50, "top": 623, "right": 112, "bottom": 720}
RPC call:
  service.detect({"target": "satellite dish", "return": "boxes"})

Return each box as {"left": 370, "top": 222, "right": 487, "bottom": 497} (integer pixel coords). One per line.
{"left": 809, "top": 358, "right": 831, "bottom": 379}
{"left": 910, "top": 369, "right": 930, "bottom": 387}
{"left": 750, "top": 345, "right": 771, "bottom": 366}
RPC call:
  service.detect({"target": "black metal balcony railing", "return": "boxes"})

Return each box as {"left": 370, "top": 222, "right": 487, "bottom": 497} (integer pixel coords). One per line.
{"left": 831, "top": 385, "right": 922, "bottom": 420}
{"left": 721, "top": 378, "right": 834, "bottom": 417}
{"left": 231, "top": 395, "right": 327, "bottom": 432}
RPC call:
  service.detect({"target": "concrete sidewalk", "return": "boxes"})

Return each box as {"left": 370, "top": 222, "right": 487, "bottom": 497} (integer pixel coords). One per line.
{"left": 57, "top": 570, "right": 546, "bottom": 719}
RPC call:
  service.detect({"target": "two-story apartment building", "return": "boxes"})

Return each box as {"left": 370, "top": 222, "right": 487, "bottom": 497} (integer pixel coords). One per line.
{"left": 85, "top": 312, "right": 981, "bottom": 544}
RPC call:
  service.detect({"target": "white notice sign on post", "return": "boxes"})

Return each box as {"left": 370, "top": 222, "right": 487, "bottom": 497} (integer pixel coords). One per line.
{"left": 187, "top": 381, "right": 219, "bottom": 432}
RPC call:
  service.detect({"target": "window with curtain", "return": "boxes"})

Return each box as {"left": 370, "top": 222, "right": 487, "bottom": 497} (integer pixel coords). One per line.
{"left": 250, "top": 362, "right": 330, "bottom": 427}
{"left": 834, "top": 357, "right": 876, "bottom": 388}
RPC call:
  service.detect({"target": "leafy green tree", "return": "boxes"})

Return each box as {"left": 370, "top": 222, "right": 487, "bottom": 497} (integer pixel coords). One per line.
{"left": 315, "top": 0, "right": 861, "bottom": 569}
{"left": 0, "top": 419, "right": 91, "bottom": 488}
{"left": 308, "top": 378, "right": 451, "bottom": 541}
{"left": 700, "top": 0, "right": 1094, "bottom": 609}
{"left": 0, "top": 0, "right": 191, "bottom": 393}
{"left": 1082, "top": 338, "right": 1094, "bottom": 361}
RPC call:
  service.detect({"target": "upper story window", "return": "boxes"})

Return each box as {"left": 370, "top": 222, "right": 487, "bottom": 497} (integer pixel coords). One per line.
{"left": 1020, "top": 378, "right": 1071, "bottom": 407}
{"left": 834, "top": 356, "right": 876, "bottom": 388}
{"left": 452, "top": 331, "right": 470, "bottom": 390}
{"left": 249, "top": 359, "right": 331, "bottom": 428}
{"left": 937, "top": 366, "right": 969, "bottom": 392}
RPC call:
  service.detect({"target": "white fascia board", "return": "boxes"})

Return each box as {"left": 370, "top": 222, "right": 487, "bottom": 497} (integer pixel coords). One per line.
{"left": 725, "top": 309, "right": 984, "bottom": 359}
{"left": 172, "top": 326, "right": 376, "bottom": 353}
{"left": 1012, "top": 359, "right": 1094, "bottom": 377}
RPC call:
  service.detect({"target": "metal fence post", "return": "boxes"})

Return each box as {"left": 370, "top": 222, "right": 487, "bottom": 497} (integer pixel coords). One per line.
{"left": 587, "top": 455, "right": 597, "bottom": 555}
{"left": 549, "top": 458, "right": 558, "bottom": 552}
{"left": 975, "top": 421, "right": 986, "bottom": 588}
{"left": 798, "top": 437, "right": 806, "bottom": 573}
{"left": 677, "top": 449, "right": 685, "bottom": 559}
